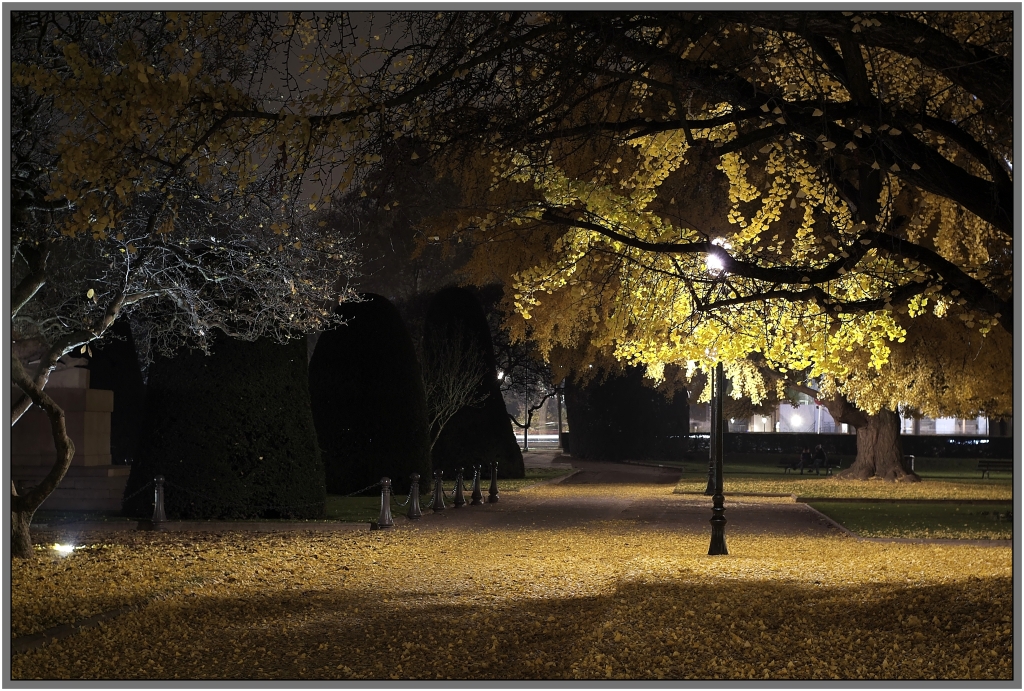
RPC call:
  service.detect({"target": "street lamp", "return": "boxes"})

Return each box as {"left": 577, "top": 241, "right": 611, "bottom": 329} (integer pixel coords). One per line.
{"left": 708, "top": 362, "right": 727, "bottom": 556}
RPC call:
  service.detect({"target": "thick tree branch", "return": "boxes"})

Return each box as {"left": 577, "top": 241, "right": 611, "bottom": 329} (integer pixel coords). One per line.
{"left": 10, "top": 354, "right": 76, "bottom": 516}
{"left": 722, "top": 11, "right": 1012, "bottom": 110}
{"left": 11, "top": 243, "right": 49, "bottom": 318}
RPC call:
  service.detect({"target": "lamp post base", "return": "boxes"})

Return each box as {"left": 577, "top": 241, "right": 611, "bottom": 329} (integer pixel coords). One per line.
{"left": 708, "top": 493, "right": 728, "bottom": 556}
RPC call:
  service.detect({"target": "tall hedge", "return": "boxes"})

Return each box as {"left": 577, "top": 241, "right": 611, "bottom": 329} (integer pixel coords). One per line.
{"left": 87, "top": 319, "right": 146, "bottom": 465}
{"left": 308, "top": 294, "right": 431, "bottom": 495}
{"left": 565, "top": 366, "right": 689, "bottom": 461}
{"left": 424, "top": 286, "right": 524, "bottom": 479}
{"left": 123, "top": 336, "right": 325, "bottom": 519}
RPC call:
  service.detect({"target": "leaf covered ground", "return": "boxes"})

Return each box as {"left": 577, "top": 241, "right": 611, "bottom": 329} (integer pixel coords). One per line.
{"left": 12, "top": 519, "right": 1011, "bottom": 681}
{"left": 808, "top": 502, "right": 1013, "bottom": 540}
{"left": 675, "top": 476, "right": 1012, "bottom": 501}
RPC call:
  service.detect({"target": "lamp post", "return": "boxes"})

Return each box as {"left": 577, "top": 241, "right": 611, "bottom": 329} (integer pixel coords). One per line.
{"left": 708, "top": 362, "right": 727, "bottom": 556}
{"left": 703, "top": 371, "right": 718, "bottom": 496}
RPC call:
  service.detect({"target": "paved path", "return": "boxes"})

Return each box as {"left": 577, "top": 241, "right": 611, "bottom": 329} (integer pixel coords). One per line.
{"left": 409, "top": 452, "right": 843, "bottom": 537}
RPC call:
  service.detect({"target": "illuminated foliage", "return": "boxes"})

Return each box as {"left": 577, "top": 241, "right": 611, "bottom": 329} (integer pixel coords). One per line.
{"left": 415, "top": 11, "right": 1011, "bottom": 428}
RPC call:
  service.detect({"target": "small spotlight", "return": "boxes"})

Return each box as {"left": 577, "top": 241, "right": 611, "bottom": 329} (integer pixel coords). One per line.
{"left": 53, "top": 543, "right": 76, "bottom": 554}
{"left": 705, "top": 254, "right": 725, "bottom": 274}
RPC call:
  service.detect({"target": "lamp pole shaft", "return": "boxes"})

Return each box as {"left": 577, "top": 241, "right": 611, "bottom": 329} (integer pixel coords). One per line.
{"left": 708, "top": 362, "right": 728, "bottom": 555}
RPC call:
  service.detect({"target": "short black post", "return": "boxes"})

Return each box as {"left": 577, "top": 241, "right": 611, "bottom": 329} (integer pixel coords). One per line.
{"left": 470, "top": 465, "right": 483, "bottom": 505}
{"left": 488, "top": 462, "right": 499, "bottom": 503}
{"left": 407, "top": 473, "right": 422, "bottom": 520}
{"left": 453, "top": 468, "right": 466, "bottom": 507}
{"left": 432, "top": 469, "right": 446, "bottom": 512}
{"left": 708, "top": 362, "right": 728, "bottom": 556}
{"left": 377, "top": 477, "right": 395, "bottom": 529}
{"left": 153, "top": 475, "right": 167, "bottom": 525}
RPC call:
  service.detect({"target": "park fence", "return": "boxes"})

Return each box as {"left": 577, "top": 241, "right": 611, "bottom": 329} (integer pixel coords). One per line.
{"left": 136, "top": 463, "right": 502, "bottom": 531}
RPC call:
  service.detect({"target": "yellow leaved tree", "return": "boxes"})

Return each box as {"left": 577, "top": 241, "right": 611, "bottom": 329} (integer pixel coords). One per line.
{"left": 413, "top": 11, "right": 1013, "bottom": 481}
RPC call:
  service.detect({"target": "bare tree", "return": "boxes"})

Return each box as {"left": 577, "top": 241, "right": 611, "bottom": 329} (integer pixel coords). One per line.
{"left": 494, "top": 339, "right": 558, "bottom": 452}
{"left": 421, "top": 325, "right": 490, "bottom": 461}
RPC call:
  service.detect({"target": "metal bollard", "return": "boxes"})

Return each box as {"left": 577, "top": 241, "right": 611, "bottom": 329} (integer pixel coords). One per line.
{"left": 377, "top": 477, "right": 394, "bottom": 529}
{"left": 407, "top": 473, "right": 422, "bottom": 520}
{"left": 139, "top": 475, "right": 167, "bottom": 531}
{"left": 432, "top": 469, "right": 446, "bottom": 512}
{"left": 488, "top": 462, "right": 499, "bottom": 503}
{"left": 453, "top": 468, "right": 466, "bottom": 507}
{"left": 470, "top": 465, "right": 483, "bottom": 505}
{"left": 153, "top": 476, "right": 167, "bottom": 525}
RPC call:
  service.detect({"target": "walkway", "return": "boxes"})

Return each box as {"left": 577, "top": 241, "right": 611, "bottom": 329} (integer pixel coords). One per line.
{"left": 409, "top": 450, "right": 843, "bottom": 537}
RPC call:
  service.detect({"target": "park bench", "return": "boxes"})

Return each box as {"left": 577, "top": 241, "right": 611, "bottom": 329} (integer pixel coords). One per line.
{"left": 779, "top": 461, "right": 838, "bottom": 476}
{"left": 977, "top": 459, "right": 1013, "bottom": 479}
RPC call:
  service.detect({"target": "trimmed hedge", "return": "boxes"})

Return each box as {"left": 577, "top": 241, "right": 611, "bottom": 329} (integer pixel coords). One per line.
{"left": 424, "top": 286, "right": 524, "bottom": 479}
{"left": 123, "top": 336, "right": 325, "bottom": 519}
{"left": 87, "top": 319, "right": 146, "bottom": 465}
{"left": 565, "top": 366, "right": 689, "bottom": 461}
{"left": 308, "top": 294, "right": 431, "bottom": 495}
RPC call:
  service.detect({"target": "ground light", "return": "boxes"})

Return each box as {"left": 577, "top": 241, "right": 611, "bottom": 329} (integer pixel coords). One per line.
{"left": 52, "top": 544, "right": 76, "bottom": 555}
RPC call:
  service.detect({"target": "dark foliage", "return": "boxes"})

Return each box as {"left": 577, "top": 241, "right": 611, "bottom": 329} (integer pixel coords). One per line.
{"left": 123, "top": 336, "right": 325, "bottom": 519}
{"left": 308, "top": 294, "right": 431, "bottom": 495}
{"left": 424, "top": 286, "right": 525, "bottom": 478}
{"left": 565, "top": 367, "right": 689, "bottom": 461}
{"left": 86, "top": 319, "right": 146, "bottom": 465}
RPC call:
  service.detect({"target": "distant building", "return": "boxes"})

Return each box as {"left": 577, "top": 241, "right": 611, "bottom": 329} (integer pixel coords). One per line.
{"left": 689, "top": 399, "right": 1009, "bottom": 437}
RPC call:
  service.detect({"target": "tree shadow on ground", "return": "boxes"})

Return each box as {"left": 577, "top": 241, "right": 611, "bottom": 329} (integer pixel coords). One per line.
{"left": 12, "top": 574, "right": 1011, "bottom": 681}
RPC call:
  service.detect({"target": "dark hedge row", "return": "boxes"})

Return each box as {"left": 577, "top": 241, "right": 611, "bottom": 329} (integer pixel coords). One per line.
{"left": 123, "top": 336, "right": 325, "bottom": 519}
{"left": 564, "top": 366, "right": 689, "bottom": 461}
{"left": 424, "top": 286, "right": 524, "bottom": 479}
{"left": 87, "top": 319, "right": 146, "bottom": 465}
{"left": 308, "top": 294, "right": 432, "bottom": 495}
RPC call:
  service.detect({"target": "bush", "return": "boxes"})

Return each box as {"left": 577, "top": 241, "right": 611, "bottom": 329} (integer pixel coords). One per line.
{"left": 565, "top": 366, "right": 689, "bottom": 461}
{"left": 87, "top": 319, "right": 146, "bottom": 465}
{"left": 123, "top": 336, "right": 325, "bottom": 519}
{"left": 308, "top": 294, "right": 431, "bottom": 495}
{"left": 424, "top": 286, "right": 524, "bottom": 479}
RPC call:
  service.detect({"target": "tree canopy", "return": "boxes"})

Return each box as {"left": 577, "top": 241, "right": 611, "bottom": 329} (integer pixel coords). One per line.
{"left": 11, "top": 11, "right": 1013, "bottom": 494}
{"left": 411, "top": 11, "right": 1012, "bottom": 421}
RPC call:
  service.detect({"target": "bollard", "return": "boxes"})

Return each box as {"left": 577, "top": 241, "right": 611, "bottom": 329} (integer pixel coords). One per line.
{"left": 470, "top": 465, "right": 483, "bottom": 505}
{"left": 152, "top": 475, "right": 167, "bottom": 526}
{"left": 488, "top": 462, "right": 499, "bottom": 503}
{"left": 432, "top": 469, "right": 446, "bottom": 512}
{"left": 377, "top": 477, "right": 395, "bottom": 529}
{"left": 453, "top": 468, "right": 467, "bottom": 507}
{"left": 407, "top": 473, "right": 423, "bottom": 520}
{"left": 139, "top": 476, "right": 167, "bottom": 531}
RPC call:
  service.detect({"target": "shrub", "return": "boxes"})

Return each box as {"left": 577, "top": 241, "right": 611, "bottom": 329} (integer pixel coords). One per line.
{"left": 123, "top": 336, "right": 325, "bottom": 519}
{"left": 565, "top": 366, "right": 689, "bottom": 461}
{"left": 87, "top": 319, "right": 146, "bottom": 465}
{"left": 424, "top": 286, "right": 524, "bottom": 479}
{"left": 308, "top": 294, "right": 431, "bottom": 495}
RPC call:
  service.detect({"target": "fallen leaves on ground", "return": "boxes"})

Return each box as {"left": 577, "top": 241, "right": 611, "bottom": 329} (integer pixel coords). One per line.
{"left": 808, "top": 502, "right": 1013, "bottom": 540}
{"left": 675, "top": 477, "right": 1011, "bottom": 501}
{"left": 12, "top": 516, "right": 1011, "bottom": 681}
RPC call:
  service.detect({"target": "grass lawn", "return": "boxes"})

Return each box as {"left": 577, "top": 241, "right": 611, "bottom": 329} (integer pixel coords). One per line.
{"left": 674, "top": 456, "right": 1012, "bottom": 501}
{"left": 809, "top": 502, "right": 1013, "bottom": 540}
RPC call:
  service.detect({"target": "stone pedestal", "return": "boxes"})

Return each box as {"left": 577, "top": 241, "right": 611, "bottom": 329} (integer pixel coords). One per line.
{"left": 12, "top": 385, "right": 129, "bottom": 512}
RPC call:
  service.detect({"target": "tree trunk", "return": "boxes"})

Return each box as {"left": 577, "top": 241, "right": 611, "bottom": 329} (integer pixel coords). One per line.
{"left": 838, "top": 409, "right": 920, "bottom": 482}
{"left": 10, "top": 355, "right": 77, "bottom": 558}
{"left": 11, "top": 489, "right": 35, "bottom": 559}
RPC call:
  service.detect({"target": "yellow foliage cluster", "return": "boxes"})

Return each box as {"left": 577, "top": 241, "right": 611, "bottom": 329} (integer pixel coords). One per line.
{"left": 12, "top": 516, "right": 1011, "bottom": 681}
{"left": 432, "top": 14, "right": 1011, "bottom": 419}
